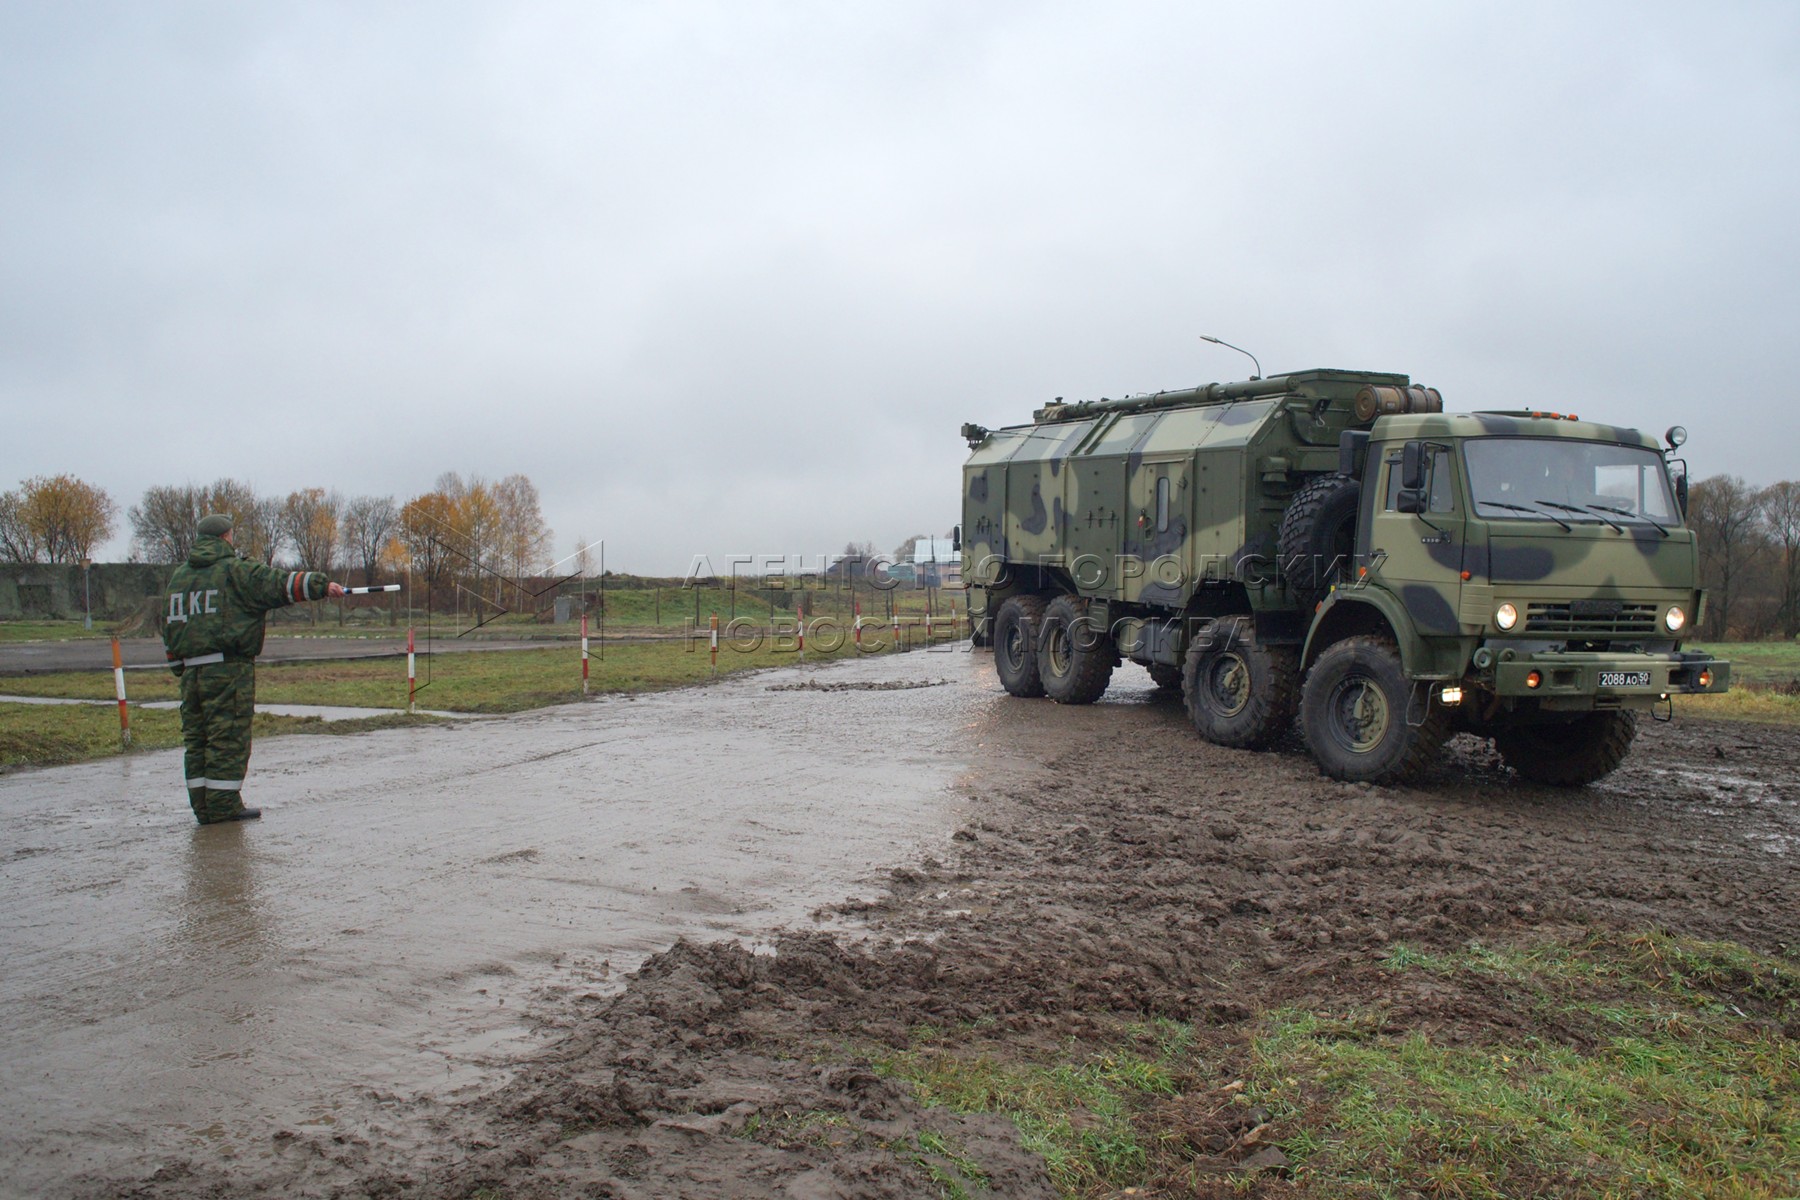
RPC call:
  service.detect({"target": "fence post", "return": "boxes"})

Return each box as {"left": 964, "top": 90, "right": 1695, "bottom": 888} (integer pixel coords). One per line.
{"left": 581, "top": 610, "right": 590, "bottom": 696}
{"left": 111, "top": 636, "right": 130, "bottom": 748}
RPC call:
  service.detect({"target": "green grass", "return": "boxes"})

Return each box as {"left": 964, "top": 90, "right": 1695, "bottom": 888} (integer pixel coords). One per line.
{"left": 1243, "top": 931, "right": 1799, "bottom": 1199}
{"left": 0, "top": 620, "right": 115, "bottom": 643}
{"left": 1689, "top": 640, "right": 1800, "bottom": 686}
{"left": 0, "top": 633, "right": 912, "bottom": 712}
{"left": 871, "top": 1020, "right": 1191, "bottom": 1195}
{"left": 0, "top": 701, "right": 448, "bottom": 769}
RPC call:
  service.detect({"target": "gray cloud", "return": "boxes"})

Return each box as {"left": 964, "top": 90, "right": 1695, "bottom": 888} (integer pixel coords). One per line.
{"left": 4, "top": 1, "right": 1796, "bottom": 571}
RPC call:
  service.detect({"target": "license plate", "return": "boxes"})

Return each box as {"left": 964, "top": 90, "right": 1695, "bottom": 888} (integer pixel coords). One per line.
{"left": 1598, "top": 670, "right": 1651, "bottom": 688}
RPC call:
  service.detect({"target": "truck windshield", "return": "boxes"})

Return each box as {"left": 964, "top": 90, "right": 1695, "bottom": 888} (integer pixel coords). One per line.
{"left": 1462, "top": 438, "right": 1678, "bottom": 525}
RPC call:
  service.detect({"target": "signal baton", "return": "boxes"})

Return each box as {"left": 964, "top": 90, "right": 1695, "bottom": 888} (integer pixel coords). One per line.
{"left": 345, "top": 584, "right": 402, "bottom": 593}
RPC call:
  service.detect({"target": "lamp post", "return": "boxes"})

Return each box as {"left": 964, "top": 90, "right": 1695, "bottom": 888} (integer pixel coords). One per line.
{"left": 82, "top": 559, "right": 92, "bottom": 631}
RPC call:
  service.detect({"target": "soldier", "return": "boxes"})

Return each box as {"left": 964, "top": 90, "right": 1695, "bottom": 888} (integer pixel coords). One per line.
{"left": 161, "top": 513, "right": 346, "bottom": 825}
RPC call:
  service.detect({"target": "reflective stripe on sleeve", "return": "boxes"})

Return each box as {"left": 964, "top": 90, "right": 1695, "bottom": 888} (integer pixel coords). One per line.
{"left": 287, "top": 572, "right": 303, "bottom": 603}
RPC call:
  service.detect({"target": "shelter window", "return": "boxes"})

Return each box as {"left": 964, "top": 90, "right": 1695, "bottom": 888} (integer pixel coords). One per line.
{"left": 1155, "top": 476, "right": 1170, "bottom": 532}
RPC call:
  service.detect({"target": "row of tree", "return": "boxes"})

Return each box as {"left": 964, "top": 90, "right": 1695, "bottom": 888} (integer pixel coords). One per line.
{"left": 0, "top": 473, "right": 557, "bottom": 608}
{"left": 1687, "top": 475, "right": 1800, "bottom": 640}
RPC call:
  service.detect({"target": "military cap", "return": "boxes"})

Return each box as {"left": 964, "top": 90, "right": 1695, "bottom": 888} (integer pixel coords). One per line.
{"left": 197, "top": 514, "right": 234, "bottom": 537}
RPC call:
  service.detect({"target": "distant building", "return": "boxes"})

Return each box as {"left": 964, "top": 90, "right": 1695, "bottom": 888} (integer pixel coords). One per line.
{"left": 909, "top": 536, "right": 962, "bottom": 588}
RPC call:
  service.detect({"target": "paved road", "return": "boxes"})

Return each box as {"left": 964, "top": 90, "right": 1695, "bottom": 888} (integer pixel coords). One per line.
{"left": 0, "top": 634, "right": 671, "bottom": 674}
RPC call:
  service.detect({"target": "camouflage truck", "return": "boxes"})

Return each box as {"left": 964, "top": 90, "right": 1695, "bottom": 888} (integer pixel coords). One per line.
{"left": 958, "top": 368, "right": 1731, "bottom": 785}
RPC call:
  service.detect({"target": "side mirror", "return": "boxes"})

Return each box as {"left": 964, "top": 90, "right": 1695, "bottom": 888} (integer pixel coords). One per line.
{"left": 951, "top": 524, "right": 962, "bottom": 552}
{"left": 1338, "top": 430, "right": 1371, "bottom": 479}
{"left": 1396, "top": 488, "right": 1428, "bottom": 514}
{"left": 1400, "top": 441, "right": 1424, "bottom": 490}
{"left": 1676, "top": 472, "right": 1689, "bottom": 518}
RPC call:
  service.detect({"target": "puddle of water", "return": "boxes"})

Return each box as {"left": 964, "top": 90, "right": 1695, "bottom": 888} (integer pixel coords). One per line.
{"left": 0, "top": 648, "right": 1001, "bottom": 1194}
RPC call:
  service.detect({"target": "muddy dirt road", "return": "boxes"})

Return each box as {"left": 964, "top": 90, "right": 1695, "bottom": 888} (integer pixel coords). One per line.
{"left": 0, "top": 653, "right": 977, "bottom": 1197}
{"left": 5, "top": 647, "right": 1797, "bottom": 1198}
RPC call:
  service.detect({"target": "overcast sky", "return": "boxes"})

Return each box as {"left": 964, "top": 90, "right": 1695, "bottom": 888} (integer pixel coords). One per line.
{"left": 4, "top": 1, "right": 1796, "bottom": 573}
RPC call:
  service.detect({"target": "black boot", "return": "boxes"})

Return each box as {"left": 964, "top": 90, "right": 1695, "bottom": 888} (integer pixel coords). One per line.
{"left": 220, "top": 807, "right": 262, "bottom": 822}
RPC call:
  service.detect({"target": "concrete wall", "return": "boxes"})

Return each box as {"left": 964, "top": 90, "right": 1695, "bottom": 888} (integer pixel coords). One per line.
{"left": 0, "top": 563, "right": 171, "bottom": 621}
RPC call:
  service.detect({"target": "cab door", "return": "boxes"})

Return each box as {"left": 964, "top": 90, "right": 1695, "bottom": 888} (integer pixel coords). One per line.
{"left": 1365, "top": 442, "right": 1466, "bottom": 639}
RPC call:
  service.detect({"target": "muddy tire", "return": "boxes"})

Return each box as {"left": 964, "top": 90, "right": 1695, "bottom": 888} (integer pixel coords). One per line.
{"left": 1147, "top": 662, "right": 1183, "bottom": 691}
{"left": 1494, "top": 711, "right": 1638, "bottom": 787}
{"left": 1038, "top": 595, "right": 1115, "bottom": 705}
{"left": 1300, "top": 635, "right": 1449, "bottom": 783}
{"left": 993, "top": 595, "right": 1048, "bottom": 698}
{"left": 1279, "top": 474, "right": 1362, "bottom": 598}
{"left": 1182, "top": 616, "right": 1299, "bottom": 749}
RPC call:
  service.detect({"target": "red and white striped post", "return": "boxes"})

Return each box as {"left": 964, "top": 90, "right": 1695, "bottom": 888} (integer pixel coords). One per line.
{"left": 853, "top": 596, "right": 863, "bottom": 652}
{"left": 710, "top": 611, "right": 719, "bottom": 674}
{"left": 406, "top": 626, "right": 417, "bottom": 712}
{"left": 891, "top": 604, "right": 900, "bottom": 651}
{"left": 581, "top": 610, "right": 590, "bottom": 695}
{"left": 110, "top": 636, "right": 130, "bottom": 748}
{"left": 796, "top": 604, "right": 806, "bottom": 663}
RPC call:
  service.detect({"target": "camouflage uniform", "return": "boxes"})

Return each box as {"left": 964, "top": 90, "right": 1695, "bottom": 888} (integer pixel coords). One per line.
{"left": 161, "top": 534, "right": 330, "bottom": 823}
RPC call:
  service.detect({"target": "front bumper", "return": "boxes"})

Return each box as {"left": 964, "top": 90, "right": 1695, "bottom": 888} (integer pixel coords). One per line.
{"left": 1490, "top": 649, "right": 1730, "bottom": 705}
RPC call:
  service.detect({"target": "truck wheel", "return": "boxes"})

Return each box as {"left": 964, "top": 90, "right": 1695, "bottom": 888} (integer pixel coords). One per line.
{"left": 1300, "top": 635, "right": 1449, "bottom": 783}
{"left": 1279, "top": 475, "right": 1362, "bottom": 598}
{"left": 1147, "top": 662, "right": 1183, "bottom": 691}
{"left": 1038, "top": 595, "right": 1115, "bottom": 705}
{"left": 993, "top": 595, "right": 1048, "bottom": 697}
{"left": 1494, "top": 711, "right": 1638, "bottom": 787}
{"left": 1182, "top": 616, "right": 1298, "bottom": 749}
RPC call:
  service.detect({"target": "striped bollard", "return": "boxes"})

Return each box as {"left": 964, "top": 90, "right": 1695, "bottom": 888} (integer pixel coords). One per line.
{"left": 853, "top": 597, "right": 862, "bottom": 652}
{"left": 581, "top": 610, "right": 590, "bottom": 695}
{"left": 710, "top": 612, "right": 719, "bottom": 674}
{"left": 797, "top": 613, "right": 806, "bottom": 663}
{"left": 110, "top": 636, "right": 130, "bottom": 748}
{"left": 407, "top": 627, "right": 416, "bottom": 712}
{"left": 891, "top": 607, "right": 900, "bottom": 651}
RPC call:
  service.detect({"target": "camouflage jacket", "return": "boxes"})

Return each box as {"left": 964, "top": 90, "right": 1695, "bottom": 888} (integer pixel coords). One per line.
{"left": 161, "top": 536, "right": 329, "bottom": 670}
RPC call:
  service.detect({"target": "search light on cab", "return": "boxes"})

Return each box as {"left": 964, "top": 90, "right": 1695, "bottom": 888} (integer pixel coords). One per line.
{"left": 1666, "top": 425, "right": 1688, "bottom": 449}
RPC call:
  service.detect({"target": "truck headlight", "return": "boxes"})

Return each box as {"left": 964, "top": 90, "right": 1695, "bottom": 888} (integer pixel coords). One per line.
{"left": 1495, "top": 602, "right": 1519, "bottom": 631}
{"left": 1665, "top": 606, "right": 1686, "bottom": 633}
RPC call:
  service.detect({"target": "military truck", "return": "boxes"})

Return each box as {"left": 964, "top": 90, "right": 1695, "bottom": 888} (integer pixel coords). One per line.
{"left": 958, "top": 368, "right": 1731, "bottom": 785}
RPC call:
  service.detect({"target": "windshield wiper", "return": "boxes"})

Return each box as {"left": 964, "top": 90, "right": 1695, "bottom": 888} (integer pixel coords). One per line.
{"left": 1589, "top": 502, "right": 1669, "bottom": 537}
{"left": 1477, "top": 498, "right": 1571, "bottom": 530}
{"left": 1527, "top": 499, "right": 1579, "bottom": 531}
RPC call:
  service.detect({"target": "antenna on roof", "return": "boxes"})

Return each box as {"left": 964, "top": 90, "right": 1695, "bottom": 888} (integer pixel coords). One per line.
{"left": 1200, "top": 334, "right": 1261, "bottom": 380}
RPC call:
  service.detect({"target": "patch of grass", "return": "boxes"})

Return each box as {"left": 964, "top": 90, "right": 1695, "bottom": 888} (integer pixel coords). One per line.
{"left": 0, "top": 633, "right": 918, "bottom": 715}
{"left": 1689, "top": 640, "right": 1800, "bottom": 687}
{"left": 872, "top": 1020, "right": 1190, "bottom": 1195}
{"left": 1683, "top": 687, "right": 1800, "bottom": 727}
{"left": 1247, "top": 930, "right": 1800, "bottom": 1198}
{"left": 0, "top": 620, "right": 115, "bottom": 643}
{"left": 0, "top": 702, "right": 450, "bottom": 769}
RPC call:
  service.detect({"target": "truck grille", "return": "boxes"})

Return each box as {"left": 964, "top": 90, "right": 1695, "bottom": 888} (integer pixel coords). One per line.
{"left": 1525, "top": 601, "right": 1658, "bottom": 635}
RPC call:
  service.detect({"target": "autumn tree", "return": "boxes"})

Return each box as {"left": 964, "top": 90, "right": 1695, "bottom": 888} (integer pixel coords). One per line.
{"left": 494, "top": 473, "right": 552, "bottom": 584}
{"left": 399, "top": 491, "right": 458, "bottom": 597}
{"left": 0, "top": 490, "right": 42, "bottom": 562}
{"left": 0, "top": 476, "right": 117, "bottom": 563}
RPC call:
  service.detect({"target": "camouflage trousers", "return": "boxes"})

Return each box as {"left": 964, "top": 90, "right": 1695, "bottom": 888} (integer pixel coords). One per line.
{"left": 179, "top": 660, "right": 257, "bottom": 823}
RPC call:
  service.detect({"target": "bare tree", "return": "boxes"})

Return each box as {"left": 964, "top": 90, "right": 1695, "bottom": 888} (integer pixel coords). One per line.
{"left": 0, "top": 488, "right": 43, "bottom": 562}
{"left": 1760, "top": 480, "right": 1800, "bottom": 638}
{"left": 1688, "top": 475, "right": 1765, "bottom": 639}
{"left": 129, "top": 483, "right": 203, "bottom": 563}
{"left": 279, "top": 489, "right": 342, "bottom": 624}
{"left": 340, "top": 495, "right": 399, "bottom": 586}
